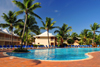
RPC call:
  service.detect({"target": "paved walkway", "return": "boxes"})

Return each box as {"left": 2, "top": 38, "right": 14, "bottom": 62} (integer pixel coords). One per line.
{"left": 0, "top": 49, "right": 100, "bottom": 67}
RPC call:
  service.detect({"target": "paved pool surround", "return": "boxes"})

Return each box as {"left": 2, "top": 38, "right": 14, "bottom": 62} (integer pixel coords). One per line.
{"left": 0, "top": 49, "right": 100, "bottom": 67}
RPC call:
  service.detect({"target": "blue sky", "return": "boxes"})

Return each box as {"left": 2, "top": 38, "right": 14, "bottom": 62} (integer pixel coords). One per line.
{"left": 0, "top": 0, "right": 100, "bottom": 35}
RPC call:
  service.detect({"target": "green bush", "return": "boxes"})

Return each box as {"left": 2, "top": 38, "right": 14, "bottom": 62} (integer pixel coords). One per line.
{"left": 33, "top": 44, "right": 38, "bottom": 47}
{"left": 13, "top": 48, "right": 29, "bottom": 52}
{"left": 58, "top": 44, "right": 60, "bottom": 47}
{"left": 33, "top": 44, "right": 44, "bottom": 47}
{"left": 39, "top": 44, "right": 44, "bottom": 46}
{"left": 67, "top": 39, "right": 74, "bottom": 44}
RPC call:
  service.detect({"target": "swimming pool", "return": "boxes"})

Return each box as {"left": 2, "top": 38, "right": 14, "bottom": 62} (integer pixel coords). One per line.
{"left": 7, "top": 48, "right": 100, "bottom": 61}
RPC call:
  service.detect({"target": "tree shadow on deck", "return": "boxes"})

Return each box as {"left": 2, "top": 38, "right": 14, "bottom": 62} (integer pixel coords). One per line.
{"left": 31, "top": 60, "right": 41, "bottom": 65}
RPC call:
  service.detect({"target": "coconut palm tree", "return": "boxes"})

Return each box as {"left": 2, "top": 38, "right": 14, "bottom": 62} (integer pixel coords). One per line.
{"left": 90, "top": 23, "right": 100, "bottom": 44}
{"left": 14, "top": 21, "right": 24, "bottom": 39}
{"left": 87, "top": 32, "right": 93, "bottom": 39}
{"left": 80, "top": 29, "right": 89, "bottom": 44}
{"left": 0, "top": 11, "right": 22, "bottom": 45}
{"left": 13, "top": 0, "right": 41, "bottom": 48}
{"left": 25, "top": 15, "right": 39, "bottom": 45}
{"left": 81, "top": 29, "right": 89, "bottom": 38}
{"left": 54, "top": 23, "right": 72, "bottom": 45}
{"left": 71, "top": 32, "right": 78, "bottom": 38}
{"left": 40, "top": 17, "right": 57, "bottom": 47}
{"left": 14, "top": 16, "right": 39, "bottom": 45}
{"left": 86, "top": 32, "right": 93, "bottom": 45}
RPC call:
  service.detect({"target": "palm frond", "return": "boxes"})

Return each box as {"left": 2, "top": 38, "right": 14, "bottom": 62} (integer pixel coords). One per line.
{"left": 12, "top": 0, "right": 25, "bottom": 10}
{"left": 1, "top": 13, "right": 9, "bottom": 22}
{"left": 26, "top": 0, "right": 34, "bottom": 8}
{"left": 54, "top": 30, "right": 60, "bottom": 33}
{"left": 23, "top": 0, "right": 27, "bottom": 5}
{"left": 15, "top": 10, "right": 24, "bottom": 16}
{"left": 95, "top": 31, "right": 100, "bottom": 33}
{"left": 40, "top": 27, "right": 45, "bottom": 30}
{"left": 30, "top": 25, "right": 39, "bottom": 33}
{"left": 29, "top": 2, "right": 41, "bottom": 10}
{"left": 49, "top": 26, "right": 58, "bottom": 30}
{"left": 41, "top": 21, "right": 45, "bottom": 27}
{"left": 28, "top": 11, "right": 42, "bottom": 19}
{"left": 50, "top": 21, "right": 56, "bottom": 27}
{"left": 15, "top": 19, "right": 23, "bottom": 23}
{"left": 0, "top": 23, "right": 10, "bottom": 28}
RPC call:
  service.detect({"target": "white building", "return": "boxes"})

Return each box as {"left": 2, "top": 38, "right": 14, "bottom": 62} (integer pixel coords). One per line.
{"left": 34, "top": 31, "right": 56, "bottom": 47}
{"left": 0, "top": 28, "right": 20, "bottom": 45}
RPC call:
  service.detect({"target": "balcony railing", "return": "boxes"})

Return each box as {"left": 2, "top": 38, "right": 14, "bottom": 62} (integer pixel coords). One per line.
{"left": 0, "top": 37, "right": 20, "bottom": 41}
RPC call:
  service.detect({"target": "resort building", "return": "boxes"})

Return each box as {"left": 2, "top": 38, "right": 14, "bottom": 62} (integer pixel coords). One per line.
{"left": 0, "top": 28, "right": 21, "bottom": 45}
{"left": 34, "top": 31, "right": 56, "bottom": 47}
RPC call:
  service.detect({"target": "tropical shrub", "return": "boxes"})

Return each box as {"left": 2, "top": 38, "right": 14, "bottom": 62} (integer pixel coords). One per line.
{"left": 33, "top": 44, "right": 38, "bottom": 47}
{"left": 67, "top": 39, "right": 74, "bottom": 44}
{"left": 13, "top": 48, "right": 29, "bottom": 52}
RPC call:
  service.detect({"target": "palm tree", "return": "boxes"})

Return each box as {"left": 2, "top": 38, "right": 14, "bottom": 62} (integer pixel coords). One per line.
{"left": 13, "top": 0, "right": 41, "bottom": 48}
{"left": 87, "top": 32, "right": 93, "bottom": 39}
{"left": 71, "top": 32, "right": 78, "bottom": 38}
{"left": 90, "top": 23, "right": 100, "bottom": 44}
{"left": 14, "top": 16, "right": 39, "bottom": 45}
{"left": 14, "top": 21, "right": 24, "bottom": 40}
{"left": 54, "top": 23, "right": 72, "bottom": 45}
{"left": 25, "top": 15, "right": 39, "bottom": 45}
{"left": 40, "top": 17, "right": 57, "bottom": 47}
{"left": 80, "top": 29, "right": 89, "bottom": 44}
{"left": 86, "top": 32, "right": 93, "bottom": 45}
{"left": 82, "top": 29, "right": 89, "bottom": 38}
{"left": 0, "top": 11, "right": 22, "bottom": 45}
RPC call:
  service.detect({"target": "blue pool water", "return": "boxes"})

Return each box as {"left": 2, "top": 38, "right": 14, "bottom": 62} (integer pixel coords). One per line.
{"left": 7, "top": 48, "right": 100, "bottom": 61}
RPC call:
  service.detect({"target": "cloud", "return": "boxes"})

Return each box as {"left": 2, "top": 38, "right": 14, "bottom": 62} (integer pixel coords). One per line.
{"left": 54, "top": 10, "right": 58, "bottom": 12}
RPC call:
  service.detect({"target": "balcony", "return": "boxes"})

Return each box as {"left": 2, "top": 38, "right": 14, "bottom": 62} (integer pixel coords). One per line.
{"left": 0, "top": 37, "right": 20, "bottom": 42}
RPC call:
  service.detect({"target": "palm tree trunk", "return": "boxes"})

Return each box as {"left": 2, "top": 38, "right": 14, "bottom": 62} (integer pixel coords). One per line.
{"left": 11, "top": 29, "right": 13, "bottom": 45}
{"left": 47, "top": 29, "right": 50, "bottom": 48}
{"left": 26, "top": 30, "right": 28, "bottom": 45}
{"left": 93, "top": 31, "right": 95, "bottom": 45}
{"left": 61, "top": 38, "right": 63, "bottom": 45}
{"left": 21, "top": 13, "right": 28, "bottom": 49}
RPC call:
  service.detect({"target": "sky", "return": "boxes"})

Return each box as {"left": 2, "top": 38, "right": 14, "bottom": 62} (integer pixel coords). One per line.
{"left": 0, "top": 0, "right": 100, "bottom": 35}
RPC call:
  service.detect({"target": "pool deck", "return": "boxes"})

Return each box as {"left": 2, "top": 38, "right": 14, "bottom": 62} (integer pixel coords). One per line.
{"left": 0, "top": 49, "right": 100, "bottom": 67}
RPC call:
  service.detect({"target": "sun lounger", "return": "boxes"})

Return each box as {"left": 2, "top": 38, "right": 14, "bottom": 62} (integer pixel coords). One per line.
{"left": 49, "top": 45, "right": 51, "bottom": 47}
{"left": 28, "top": 45, "right": 31, "bottom": 48}
{"left": 68, "top": 45, "right": 70, "bottom": 47}
{"left": 18, "top": 45, "right": 21, "bottom": 48}
{"left": 90, "top": 45, "right": 92, "bottom": 47}
{"left": 0, "top": 45, "right": 3, "bottom": 49}
{"left": 10, "top": 45, "right": 13, "bottom": 49}
{"left": 3, "top": 45, "right": 7, "bottom": 49}
{"left": 71, "top": 45, "right": 74, "bottom": 47}
{"left": 31, "top": 45, "right": 34, "bottom": 48}
{"left": 7, "top": 45, "right": 10, "bottom": 49}
{"left": 46, "top": 45, "right": 48, "bottom": 47}
{"left": 14, "top": 45, "right": 17, "bottom": 48}
{"left": 26, "top": 45, "right": 29, "bottom": 48}
{"left": 64, "top": 45, "right": 66, "bottom": 47}
{"left": 22, "top": 45, "right": 26, "bottom": 48}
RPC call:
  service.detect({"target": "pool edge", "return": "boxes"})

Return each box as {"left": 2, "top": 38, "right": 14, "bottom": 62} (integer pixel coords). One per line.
{"left": 4, "top": 51, "right": 100, "bottom": 62}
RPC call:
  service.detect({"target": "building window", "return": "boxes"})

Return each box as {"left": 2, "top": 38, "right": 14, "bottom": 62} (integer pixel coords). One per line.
{"left": 38, "top": 37, "right": 40, "bottom": 38}
{"left": 51, "top": 43, "right": 54, "bottom": 45}
{"left": 51, "top": 37, "right": 54, "bottom": 41}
